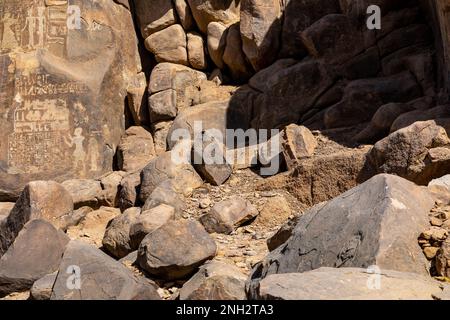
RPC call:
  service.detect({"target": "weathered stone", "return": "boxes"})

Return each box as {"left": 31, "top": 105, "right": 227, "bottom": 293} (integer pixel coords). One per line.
{"left": 149, "top": 63, "right": 207, "bottom": 95}
{"left": 254, "top": 195, "right": 292, "bottom": 229}
{"left": 127, "top": 72, "right": 150, "bottom": 126}
{"left": 0, "top": 0, "right": 141, "bottom": 200}
{"left": 280, "top": 0, "right": 340, "bottom": 58}
{"left": 301, "top": 14, "right": 364, "bottom": 65}
{"left": 187, "top": 32, "right": 207, "bottom": 70}
{"left": 207, "top": 22, "right": 227, "bottom": 69}
{"left": 249, "top": 268, "right": 450, "bottom": 300}
{"left": 250, "top": 59, "right": 335, "bottom": 130}
{"left": 149, "top": 89, "right": 178, "bottom": 122}
{"left": 142, "top": 180, "right": 186, "bottom": 215}
{"left": 134, "top": 0, "right": 177, "bottom": 38}
{"left": 223, "top": 23, "right": 252, "bottom": 82}
{"left": 51, "top": 240, "right": 160, "bottom": 300}
{"left": 285, "top": 146, "right": 371, "bottom": 206}
{"left": 30, "top": 272, "right": 57, "bottom": 301}
{"left": 240, "top": 0, "right": 282, "bottom": 71}
{"left": 377, "top": 24, "right": 431, "bottom": 57}
{"left": 137, "top": 219, "right": 217, "bottom": 280}
{"left": 152, "top": 121, "right": 172, "bottom": 155}
{"left": 62, "top": 179, "right": 103, "bottom": 209}
{"left": 281, "top": 125, "right": 317, "bottom": 170}
{"left": 59, "top": 206, "right": 93, "bottom": 232}
{"left": 174, "top": 0, "right": 195, "bottom": 30}
{"left": 100, "top": 171, "right": 126, "bottom": 208}
{"left": 200, "top": 197, "right": 259, "bottom": 234}
{"left": 391, "top": 105, "right": 450, "bottom": 133}
{"left": 368, "top": 120, "right": 450, "bottom": 185}
{"left": 0, "top": 181, "right": 73, "bottom": 256}
{"left": 266, "top": 214, "right": 302, "bottom": 252}
{"left": 180, "top": 261, "right": 247, "bottom": 300}
{"left": 102, "top": 207, "right": 140, "bottom": 259}
{"left": 192, "top": 133, "right": 232, "bottom": 186}
{"left": 117, "top": 126, "right": 156, "bottom": 173}
{"left": 118, "top": 172, "right": 141, "bottom": 212}
{"left": 129, "top": 204, "right": 175, "bottom": 249}
{"left": 0, "top": 202, "right": 14, "bottom": 217}
{"left": 324, "top": 72, "right": 422, "bottom": 129}
{"left": 145, "top": 25, "right": 188, "bottom": 65}
{"left": 249, "top": 174, "right": 434, "bottom": 290}
{"left": 66, "top": 206, "right": 120, "bottom": 248}
{"left": 139, "top": 150, "right": 203, "bottom": 201}
{"left": 436, "top": 238, "right": 450, "bottom": 277}
{"left": 187, "top": 0, "right": 241, "bottom": 33}
{"left": 0, "top": 219, "right": 69, "bottom": 297}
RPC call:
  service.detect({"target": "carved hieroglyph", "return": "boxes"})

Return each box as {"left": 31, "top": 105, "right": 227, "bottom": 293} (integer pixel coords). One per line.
{"left": 0, "top": 0, "right": 141, "bottom": 200}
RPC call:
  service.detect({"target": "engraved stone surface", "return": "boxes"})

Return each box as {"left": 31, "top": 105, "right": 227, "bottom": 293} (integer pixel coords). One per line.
{"left": 0, "top": 0, "right": 141, "bottom": 200}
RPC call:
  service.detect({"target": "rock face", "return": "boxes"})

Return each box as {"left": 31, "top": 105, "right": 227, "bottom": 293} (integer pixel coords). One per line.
{"left": 0, "top": 219, "right": 69, "bottom": 297}
{"left": 0, "top": 0, "right": 142, "bottom": 200}
{"left": 0, "top": 180, "right": 73, "bottom": 256}
{"left": 200, "top": 197, "right": 259, "bottom": 234}
{"left": 368, "top": 120, "right": 450, "bottom": 185}
{"left": 137, "top": 219, "right": 217, "bottom": 280}
{"left": 51, "top": 240, "right": 160, "bottom": 300}
{"left": 179, "top": 261, "right": 247, "bottom": 300}
{"left": 249, "top": 174, "right": 435, "bottom": 289}
{"left": 249, "top": 268, "right": 450, "bottom": 300}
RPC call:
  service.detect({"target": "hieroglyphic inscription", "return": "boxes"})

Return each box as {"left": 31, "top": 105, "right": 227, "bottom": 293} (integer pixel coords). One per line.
{"left": 0, "top": 0, "right": 68, "bottom": 56}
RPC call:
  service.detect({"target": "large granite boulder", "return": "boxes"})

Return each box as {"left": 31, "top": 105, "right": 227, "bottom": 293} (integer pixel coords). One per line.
{"left": 249, "top": 174, "right": 435, "bottom": 290}
{"left": 0, "top": 219, "right": 69, "bottom": 297}
{"left": 0, "top": 0, "right": 141, "bottom": 201}
{"left": 51, "top": 240, "right": 160, "bottom": 300}
{"left": 249, "top": 268, "right": 450, "bottom": 300}
{"left": 0, "top": 180, "right": 73, "bottom": 257}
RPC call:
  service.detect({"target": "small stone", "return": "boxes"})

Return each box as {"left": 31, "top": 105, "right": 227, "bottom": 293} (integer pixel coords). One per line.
{"left": 199, "top": 198, "right": 212, "bottom": 209}
{"left": 431, "top": 217, "right": 444, "bottom": 227}
{"left": 423, "top": 247, "right": 439, "bottom": 260}
{"left": 421, "top": 227, "right": 448, "bottom": 242}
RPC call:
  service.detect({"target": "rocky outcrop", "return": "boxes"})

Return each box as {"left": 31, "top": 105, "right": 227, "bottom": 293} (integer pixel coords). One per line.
{"left": 249, "top": 174, "right": 435, "bottom": 290}
{"left": 0, "top": 0, "right": 142, "bottom": 200}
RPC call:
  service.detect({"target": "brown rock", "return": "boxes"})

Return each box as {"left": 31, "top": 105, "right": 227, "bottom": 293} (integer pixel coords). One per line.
{"left": 281, "top": 125, "right": 317, "bottom": 170}
{"left": 137, "top": 219, "right": 217, "bottom": 280}
{"left": 223, "top": 23, "right": 253, "bottom": 82}
{"left": 61, "top": 179, "right": 103, "bottom": 209}
{"left": 174, "top": 0, "right": 195, "bottom": 30}
{"left": 187, "top": 0, "right": 240, "bottom": 33}
{"left": 423, "top": 246, "right": 439, "bottom": 260}
{"left": 117, "top": 126, "right": 156, "bottom": 173}
{"left": 207, "top": 22, "right": 228, "bottom": 69}
{"left": 200, "top": 197, "right": 259, "bottom": 234}
{"left": 254, "top": 195, "right": 292, "bottom": 229}
{"left": 0, "top": 181, "right": 73, "bottom": 256}
{"left": 118, "top": 172, "right": 141, "bottom": 212}
{"left": 179, "top": 261, "right": 247, "bottom": 300}
{"left": 187, "top": 32, "right": 207, "bottom": 70}
{"left": 145, "top": 25, "right": 188, "bottom": 65}
{"left": 129, "top": 204, "right": 175, "bottom": 249}
{"left": 134, "top": 0, "right": 177, "bottom": 38}
{"left": 127, "top": 72, "right": 150, "bottom": 126}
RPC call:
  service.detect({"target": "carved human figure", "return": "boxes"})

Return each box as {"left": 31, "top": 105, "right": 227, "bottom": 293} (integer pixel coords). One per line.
{"left": 64, "top": 127, "right": 86, "bottom": 172}
{"left": 22, "top": 7, "right": 46, "bottom": 49}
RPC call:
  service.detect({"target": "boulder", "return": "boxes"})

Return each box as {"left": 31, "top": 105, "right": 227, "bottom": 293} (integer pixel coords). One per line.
{"left": 174, "top": 0, "right": 195, "bottom": 30}
{"left": 187, "top": 0, "right": 241, "bottom": 33}
{"left": 240, "top": 0, "right": 282, "bottom": 71}
{"left": 30, "top": 272, "right": 57, "bottom": 301}
{"left": 249, "top": 174, "right": 435, "bottom": 289}
{"left": 100, "top": 171, "right": 126, "bottom": 208}
{"left": 192, "top": 133, "right": 233, "bottom": 186}
{"left": 281, "top": 125, "right": 317, "bottom": 170}
{"left": 61, "top": 179, "right": 103, "bottom": 209}
{"left": 0, "top": 0, "right": 141, "bottom": 201}
{"left": 134, "top": 0, "right": 177, "bottom": 38}
{"left": 137, "top": 219, "right": 217, "bottom": 280}
{"left": 144, "top": 24, "right": 188, "bottom": 65}
{"left": 179, "top": 261, "right": 247, "bottom": 300}
{"left": 102, "top": 207, "right": 141, "bottom": 259}
{"left": 207, "top": 22, "right": 228, "bottom": 69}
{"left": 368, "top": 120, "right": 450, "bottom": 185}
{"left": 0, "top": 181, "right": 73, "bottom": 256}
{"left": 149, "top": 89, "right": 178, "bottom": 122}
{"left": 152, "top": 121, "right": 172, "bottom": 155}
{"left": 118, "top": 172, "right": 141, "bottom": 212}
{"left": 187, "top": 32, "right": 207, "bottom": 70}
{"left": 301, "top": 14, "right": 364, "bottom": 65}
{"left": 249, "top": 268, "right": 450, "bottom": 300}
{"left": 129, "top": 204, "right": 175, "bottom": 249}
{"left": 280, "top": 0, "right": 340, "bottom": 58}
{"left": 254, "top": 195, "right": 293, "bottom": 229}
{"left": 324, "top": 72, "right": 422, "bottom": 129}
{"left": 0, "top": 203, "right": 14, "bottom": 217}
{"left": 51, "top": 241, "right": 160, "bottom": 300}
{"left": 126, "top": 72, "right": 150, "bottom": 126}
{"left": 139, "top": 151, "right": 203, "bottom": 201}
{"left": 223, "top": 23, "right": 253, "bottom": 82}
{"left": 377, "top": 24, "right": 431, "bottom": 57}
{"left": 142, "top": 180, "right": 187, "bottom": 214}
{"left": 117, "top": 126, "right": 156, "bottom": 173}
{"left": 0, "top": 220, "right": 69, "bottom": 297}
{"left": 391, "top": 105, "right": 450, "bottom": 133}
{"left": 200, "top": 197, "right": 259, "bottom": 234}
